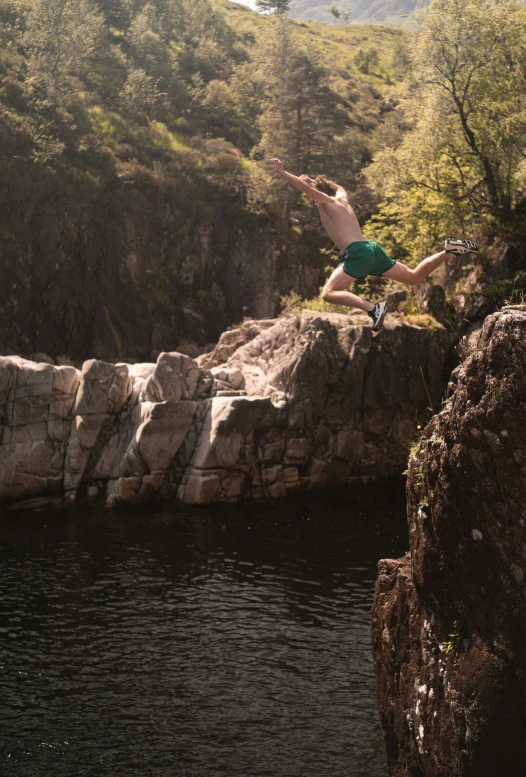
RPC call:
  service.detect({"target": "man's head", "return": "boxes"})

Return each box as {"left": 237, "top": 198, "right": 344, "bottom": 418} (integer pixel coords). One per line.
{"left": 312, "top": 175, "right": 339, "bottom": 197}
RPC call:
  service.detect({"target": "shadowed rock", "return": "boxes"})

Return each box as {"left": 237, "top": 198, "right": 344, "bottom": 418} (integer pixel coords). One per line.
{"left": 372, "top": 306, "right": 526, "bottom": 777}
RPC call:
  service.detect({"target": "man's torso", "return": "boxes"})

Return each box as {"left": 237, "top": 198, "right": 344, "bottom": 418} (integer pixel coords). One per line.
{"left": 317, "top": 199, "right": 365, "bottom": 251}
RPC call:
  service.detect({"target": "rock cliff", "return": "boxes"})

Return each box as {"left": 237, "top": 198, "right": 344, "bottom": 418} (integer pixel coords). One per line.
{"left": 0, "top": 208, "right": 324, "bottom": 363}
{"left": 0, "top": 312, "right": 449, "bottom": 507}
{"left": 372, "top": 306, "right": 526, "bottom": 777}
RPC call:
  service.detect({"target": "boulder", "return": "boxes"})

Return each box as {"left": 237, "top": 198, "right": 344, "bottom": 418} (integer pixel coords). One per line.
{"left": 372, "top": 306, "right": 526, "bottom": 777}
{"left": 0, "top": 358, "right": 80, "bottom": 502}
{"left": 64, "top": 360, "right": 132, "bottom": 497}
{"left": 177, "top": 396, "right": 275, "bottom": 504}
{"left": 100, "top": 400, "right": 197, "bottom": 505}
{"left": 198, "top": 319, "right": 278, "bottom": 370}
{"left": 210, "top": 366, "right": 245, "bottom": 391}
{"left": 386, "top": 290, "right": 408, "bottom": 312}
{"left": 139, "top": 351, "right": 200, "bottom": 403}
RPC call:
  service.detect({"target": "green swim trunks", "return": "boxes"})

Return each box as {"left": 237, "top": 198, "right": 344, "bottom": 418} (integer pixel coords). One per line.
{"left": 338, "top": 240, "right": 396, "bottom": 279}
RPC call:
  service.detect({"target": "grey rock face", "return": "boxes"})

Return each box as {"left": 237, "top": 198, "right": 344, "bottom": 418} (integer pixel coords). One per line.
{"left": 0, "top": 313, "right": 450, "bottom": 507}
{"left": 0, "top": 357, "right": 80, "bottom": 502}
{"left": 372, "top": 306, "right": 526, "bottom": 777}
{"left": 424, "top": 284, "right": 447, "bottom": 323}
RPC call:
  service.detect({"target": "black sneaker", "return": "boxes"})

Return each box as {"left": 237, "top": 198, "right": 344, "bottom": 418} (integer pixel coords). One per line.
{"left": 444, "top": 239, "right": 478, "bottom": 255}
{"left": 368, "top": 300, "right": 387, "bottom": 332}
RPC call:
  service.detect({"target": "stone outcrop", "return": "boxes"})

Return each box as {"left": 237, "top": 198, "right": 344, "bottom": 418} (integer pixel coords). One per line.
{"left": 0, "top": 312, "right": 450, "bottom": 507}
{"left": 372, "top": 306, "right": 526, "bottom": 777}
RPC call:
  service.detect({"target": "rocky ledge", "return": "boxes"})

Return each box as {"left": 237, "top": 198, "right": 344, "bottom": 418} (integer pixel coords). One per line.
{"left": 0, "top": 312, "right": 449, "bottom": 507}
{"left": 372, "top": 306, "right": 526, "bottom": 776}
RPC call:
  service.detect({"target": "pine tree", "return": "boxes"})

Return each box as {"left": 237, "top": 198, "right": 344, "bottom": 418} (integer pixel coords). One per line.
{"left": 255, "top": 0, "right": 290, "bottom": 15}
{"left": 252, "top": 17, "right": 345, "bottom": 228}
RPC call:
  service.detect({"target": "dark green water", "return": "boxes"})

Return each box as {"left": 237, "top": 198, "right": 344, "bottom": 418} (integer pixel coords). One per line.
{"left": 0, "top": 482, "right": 407, "bottom": 777}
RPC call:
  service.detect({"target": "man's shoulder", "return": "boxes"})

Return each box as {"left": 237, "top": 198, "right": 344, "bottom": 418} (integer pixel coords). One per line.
{"left": 319, "top": 198, "right": 351, "bottom": 214}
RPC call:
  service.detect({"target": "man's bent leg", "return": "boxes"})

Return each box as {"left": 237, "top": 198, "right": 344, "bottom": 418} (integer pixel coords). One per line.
{"left": 383, "top": 251, "right": 450, "bottom": 286}
{"left": 322, "top": 266, "right": 374, "bottom": 312}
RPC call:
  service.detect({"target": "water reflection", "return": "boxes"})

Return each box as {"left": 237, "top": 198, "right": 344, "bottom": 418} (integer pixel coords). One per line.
{"left": 0, "top": 482, "right": 407, "bottom": 777}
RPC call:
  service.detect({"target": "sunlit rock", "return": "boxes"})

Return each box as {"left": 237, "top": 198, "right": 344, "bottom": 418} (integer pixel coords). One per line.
{"left": 0, "top": 357, "right": 79, "bottom": 502}
{"left": 0, "top": 313, "right": 451, "bottom": 507}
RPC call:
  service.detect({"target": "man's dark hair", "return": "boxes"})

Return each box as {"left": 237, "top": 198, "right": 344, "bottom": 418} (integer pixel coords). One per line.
{"left": 313, "top": 175, "right": 338, "bottom": 197}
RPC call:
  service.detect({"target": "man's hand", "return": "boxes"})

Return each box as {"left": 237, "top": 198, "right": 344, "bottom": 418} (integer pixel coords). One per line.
{"left": 268, "top": 163, "right": 333, "bottom": 204}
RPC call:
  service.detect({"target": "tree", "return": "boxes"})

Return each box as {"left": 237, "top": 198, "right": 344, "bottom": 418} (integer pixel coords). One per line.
{"left": 119, "top": 66, "right": 160, "bottom": 122}
{"left": 23, "top": 0, "right": 105, "bottom": 105}
{"left": 255, "top": 19, "right": 341, "bottom": 170}
{"left": 365, "top": 0, "right": 526, "bottom": 254}
{"left": 412, "top": 0, "right": 526, "bottom": 216}
{"left": 330, "top": 5, "right": 351, "bottom": 23}
{"left": 355, "top": 47, "right": 379, "bottom": 74}
{"left": 256, "top": 0, "right": 290, "bottom": 15}
{"left": 251, "top": 17, "right": 349, "bottom": 227}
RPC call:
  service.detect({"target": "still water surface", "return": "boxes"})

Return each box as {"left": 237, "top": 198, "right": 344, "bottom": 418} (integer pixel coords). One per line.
{"left": 0, "top": 482, "right": 407, "bottom": 777}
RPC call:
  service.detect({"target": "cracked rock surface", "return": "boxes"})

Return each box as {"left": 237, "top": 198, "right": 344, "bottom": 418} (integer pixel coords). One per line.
{"left": 0, "top": 312, "right": 449, "bottom": 507}
{"left": 372, "top": 306, "right": 526, "bottom": 777}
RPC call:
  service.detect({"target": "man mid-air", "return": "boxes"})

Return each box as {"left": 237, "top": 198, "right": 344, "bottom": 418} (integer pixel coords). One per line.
{"left": 271, "top": 158, "right": 478, "bottom": 332}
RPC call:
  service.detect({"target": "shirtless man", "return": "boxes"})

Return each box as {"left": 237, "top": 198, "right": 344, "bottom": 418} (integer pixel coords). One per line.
{"left": 271, "top": 158, "right": 478, "bottom": 331}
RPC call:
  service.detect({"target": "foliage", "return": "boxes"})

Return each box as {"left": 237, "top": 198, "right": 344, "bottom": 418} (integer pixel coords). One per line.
{"left": 0, "top": 0, "right": 444, "bottom": 353}
{"left": 403, "top": 313, "right": 442, "bottom": 329}
{"left": 442, "top": 620, "right": 462, "bottom": 657}
{"left": 364, "top": 0, "right": 526, "bottom": 262}
{"left": 256, "top": 0, "right": 290, "bottom": 14}
{"left": 249, "top": 16, "right": 356, "bottom": 221}
{"left": 407, "top": 439, "right": 421, "bottom": 465}
{"left": 355, "top": 47, "right": 379, "bottom": 74}
{"left": 330, "top": 5, "right": 351, "bottom": 23}
{"left": 280, "top": 290, "right": 350, "bottom": 315}
{"left": 24, "top": 0, "right": 105, "bottom": 106}
{"left": 483, "top": 270, "right": 526, "bottom": 306}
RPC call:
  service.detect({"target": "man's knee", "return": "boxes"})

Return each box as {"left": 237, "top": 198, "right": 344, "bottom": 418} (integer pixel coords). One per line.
{"left": 321, "top": 284, "right": 332, "bottom": 301}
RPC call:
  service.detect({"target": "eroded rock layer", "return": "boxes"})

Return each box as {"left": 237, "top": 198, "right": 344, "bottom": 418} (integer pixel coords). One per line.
{"left": 0, "top": 312, "right": 449, "bottom": 506}
{"left": 372, "top": 306, "right": 526, "bottom": 777}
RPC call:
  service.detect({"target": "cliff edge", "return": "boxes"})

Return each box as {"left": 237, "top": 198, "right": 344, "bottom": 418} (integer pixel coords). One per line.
{"left": 372, "top": 306, "right": 526, "bottom": 776}
{"left": 0, "top": 312, "right": 449, "bottom": 507}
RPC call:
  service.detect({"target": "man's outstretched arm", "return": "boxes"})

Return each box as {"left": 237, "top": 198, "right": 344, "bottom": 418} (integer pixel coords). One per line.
{"left": 271, "top": 158, "right": 333, "bottom": 204}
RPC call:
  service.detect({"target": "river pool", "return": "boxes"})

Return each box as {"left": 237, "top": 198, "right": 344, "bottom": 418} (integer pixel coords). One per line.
{"left": 0, "top": 481, "right": 407, "bottom": 777}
